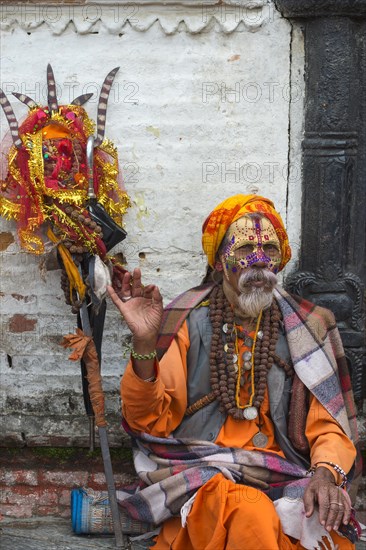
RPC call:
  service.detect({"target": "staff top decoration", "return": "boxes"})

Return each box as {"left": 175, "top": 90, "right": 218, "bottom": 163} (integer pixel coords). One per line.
{"left": 0, "top": 65, "right": 130, "bottom": 311}
{"left": 0, "top": 64, "right": 130, "bottom": 258}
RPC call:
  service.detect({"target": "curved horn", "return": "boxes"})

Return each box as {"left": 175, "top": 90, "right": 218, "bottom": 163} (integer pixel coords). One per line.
{"left": 94, "top": 67, "right": 119, "bottom": 147}
{"left": 0, "top": 88, "right": 22, "bottom": 148}
{"left": 13, "top": 92, "right": 38, "bottom": 109}
{"left": 86, "top": 135, "right": 96, "bottom": 199}
{"left": 47, "top": 64, "right": 58, "bottom": 113}
{"left": 71, "top": 93, "right": 94, "bottom": 106}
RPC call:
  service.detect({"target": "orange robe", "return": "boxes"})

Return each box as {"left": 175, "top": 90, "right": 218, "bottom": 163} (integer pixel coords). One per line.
{"left": 121, "top": 321, "right": 356, "bottom": 550}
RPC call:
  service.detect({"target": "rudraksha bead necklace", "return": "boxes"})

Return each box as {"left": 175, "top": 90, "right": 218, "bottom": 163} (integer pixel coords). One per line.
{"left": 208, "top": 284, "right": 293, "bottom": 420}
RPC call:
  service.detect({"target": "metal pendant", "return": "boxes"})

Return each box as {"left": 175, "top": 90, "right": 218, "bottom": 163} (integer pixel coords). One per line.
{"left": 232, "top": 353, "right": 238, "bottom": 363}
{"left": 257, "top": 330, "right": 263, "bottom": 340}
{"left": 222, "top": 323, "right": 228, "bottom": 333}
{"left": 243, "top": 350, "right": 252, "bottom": 361}
{"left": 233, "top": 363, "right": 239, "bottom": 374}
{"left": 224, "top": 343, "right": 229, "bottom": 352}
{"left": 242, "top": 406, "right": 258, "bottom": 420}
{"left": 244, "top": 336, "right": 253, "bottom": 347}
{"left": 252, "top": 431, "right": 268, "bottom": 448}
{"left": 243, "top": 360, "right": 252, "bottom": 371}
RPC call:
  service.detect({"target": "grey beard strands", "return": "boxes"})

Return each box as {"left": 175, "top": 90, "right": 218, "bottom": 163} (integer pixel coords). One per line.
{"left": 237, "top": 268, "right": 278, "bottom": 318}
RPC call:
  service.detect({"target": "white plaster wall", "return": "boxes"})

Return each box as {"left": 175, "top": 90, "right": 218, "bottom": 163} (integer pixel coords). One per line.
{"left": 0, "top": 1, "right": 305, "bottom": 445}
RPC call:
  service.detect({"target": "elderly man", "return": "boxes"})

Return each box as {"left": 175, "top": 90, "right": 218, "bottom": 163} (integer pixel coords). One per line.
{"left": 108, "top": 195, "right": 360, "bottom": 549}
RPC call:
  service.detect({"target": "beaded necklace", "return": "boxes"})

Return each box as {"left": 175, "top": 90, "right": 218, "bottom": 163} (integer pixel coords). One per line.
{"left": 184, "top": 284, "right": 294, "bottom": 419}
{"left": 208, "top": 284, "right": 293, "bottom": 420}
{"left": 234, "top": 312, "right": 262, "bottom": 414}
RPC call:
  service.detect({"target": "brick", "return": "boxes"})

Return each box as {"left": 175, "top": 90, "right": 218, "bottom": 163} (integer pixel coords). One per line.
{"left": 59, "top": 488, "right": 73, "bottom": 507}
{"left": 3, "top": 486, "right": 58, "bottom": 507}
{"left": 89, "top": 472, "right": 107, "bottom": 486}
{"left": 36, "top": 505, "right": 60, "bottom": 516}
{"left": 0, "top": 432, "right": 26, "bottom": 446}
{"left": 0, "top": 503, "right": 33, "bottom": 518}
{"left": 0, "top": 487, "right": 14, "bottom": 503}
{"left": 8, "top": 314, "right": 37, "bottom": 333}
{"left": 113, "top": 472, "right": 137, "bottom": 485}
{"left": 42, "top": 470, "right": 88, "bottom": 487}
{"left": 59, "top": 507, "right": 72, "bottom": 519}
{"left": 0, "top": 468, "right": 38, "bottom": 486}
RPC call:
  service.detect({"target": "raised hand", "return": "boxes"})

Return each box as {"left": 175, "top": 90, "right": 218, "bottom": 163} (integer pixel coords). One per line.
{"left": 107, "top": 267, "right": 163, "bottom": 353}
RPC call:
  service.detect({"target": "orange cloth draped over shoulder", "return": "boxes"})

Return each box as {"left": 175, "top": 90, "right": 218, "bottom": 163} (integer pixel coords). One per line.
{"left": 202, "top": 194, "right": 291, "bottom": 271}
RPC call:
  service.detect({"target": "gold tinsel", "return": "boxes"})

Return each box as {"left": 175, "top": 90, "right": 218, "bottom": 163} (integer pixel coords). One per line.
{"left": 0, "top": 102, "right": 129, "bottom": 256}
{"left": 0, "top": 196, "right": 21, "bottom": 220}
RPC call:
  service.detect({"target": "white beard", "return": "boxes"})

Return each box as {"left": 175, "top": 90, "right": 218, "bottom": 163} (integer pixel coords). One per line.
{"left": 236, "top": 268, "right": 278, "bottom": 318}
{"left": 237, "top": 288, "right": 274, "bottom": 318}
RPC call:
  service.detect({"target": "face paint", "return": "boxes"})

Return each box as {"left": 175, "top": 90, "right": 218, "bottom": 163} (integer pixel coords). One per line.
{"left": 222, "top": 215, "right": 281, "bottom": 273}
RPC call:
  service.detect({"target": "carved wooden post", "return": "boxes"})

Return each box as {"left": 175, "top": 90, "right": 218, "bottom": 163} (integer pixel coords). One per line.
{"left": 275, "top": 0, "right": 366, "bottom": 404}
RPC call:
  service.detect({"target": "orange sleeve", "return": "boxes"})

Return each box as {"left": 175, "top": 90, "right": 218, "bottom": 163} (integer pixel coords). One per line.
{"left": 306, "top": 394, "right": 357, "bottom": 483}
{"left": 121, "top": 321, "right": 190, "bottom": 437}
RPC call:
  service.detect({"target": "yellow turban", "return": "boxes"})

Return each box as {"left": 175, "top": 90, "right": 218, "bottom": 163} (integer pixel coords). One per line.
{"left": 202, "top": 194, "right": 291, "bottom": 272}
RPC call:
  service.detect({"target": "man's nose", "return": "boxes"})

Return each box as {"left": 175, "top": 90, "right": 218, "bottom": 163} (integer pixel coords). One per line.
{"left": 252, "top": 259, "right": 267, "bottom": 268}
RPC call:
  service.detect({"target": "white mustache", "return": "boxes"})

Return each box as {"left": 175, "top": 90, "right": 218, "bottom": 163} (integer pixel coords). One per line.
{"left": 236, "top": 268, "right": 277, "bottom": 317}
{"left": 238, "top": 268, "right": 278, "bottom": 293}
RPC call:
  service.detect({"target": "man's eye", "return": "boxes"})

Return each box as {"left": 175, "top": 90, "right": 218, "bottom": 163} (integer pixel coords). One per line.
{"left": 235, "top": 245, "right": 254, "bottom": 257}
{"left": 263, "top": 244, "right": 280, "bottom": 256}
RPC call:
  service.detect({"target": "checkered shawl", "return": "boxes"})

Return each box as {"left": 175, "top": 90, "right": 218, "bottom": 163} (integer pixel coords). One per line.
{"left": 119, "top": 283, "right": 361, "bottom": 528}
{"left": 157, "top": 283, "right": 359, "bottom": 453}
{"left": 118, "top": 424, "right": 310, "bottom": 526}
{"left": 156, "top": 282, "right": 214, "bottom": 360}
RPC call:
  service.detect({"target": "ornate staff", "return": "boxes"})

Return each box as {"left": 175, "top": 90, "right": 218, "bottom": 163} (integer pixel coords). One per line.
{"left": 0, "top": 65, "right": 130, "bottom": 547}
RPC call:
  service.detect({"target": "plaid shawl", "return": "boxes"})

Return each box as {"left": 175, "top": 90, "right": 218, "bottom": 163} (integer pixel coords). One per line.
{"left": 157, "top": 283, "right": 359, "bottom": 453}
{"left": 118, "top": 424, "right": 310, "bottom": 526}
{"left": 156, "top": 282, "right": 214, "bottom": 360}
{"left": 120, "top": 283, "right": 361, "bottom": 532}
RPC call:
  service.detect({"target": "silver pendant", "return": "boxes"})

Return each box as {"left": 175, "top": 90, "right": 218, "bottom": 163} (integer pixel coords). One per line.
{"left": 257, "top": 330, "right": 263, "bottom": 340}
{"left": 233, "top": 363, "right": 239, "bottom": 374}
{"left": 243, "top": 406, "right": 258, "bottom": 420}
{"left": 243, "top": 360, "right": 252, "bottom": 371}
{"left": 243, "top": 350, "right": 252, "bottom": 361}
{"left": 222, "top": 323, "right": 228, "bottom": 333}
{"left": 232, "top": 353, "right": 238, "bottom": 363}
{"left": 244, "top": 336, "right": 253, "bottom": 347}
{"left": 252, "top": 431, "right": 268, "bottom": 448}
{"left": 224, "top": 343, "right": 229, "bottom": 352}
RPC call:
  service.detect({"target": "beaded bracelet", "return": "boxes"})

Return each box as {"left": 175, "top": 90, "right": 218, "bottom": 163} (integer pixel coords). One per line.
{"left": 313, "top": 461, "right": 348, "bottom": 488}
{"left": 131, "top": 349, "right": 157, "bottom": 361}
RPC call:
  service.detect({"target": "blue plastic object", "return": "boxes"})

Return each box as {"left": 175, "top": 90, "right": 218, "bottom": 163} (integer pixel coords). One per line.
{"left": 70, "top": 488, "right": 113, "bottom": 535}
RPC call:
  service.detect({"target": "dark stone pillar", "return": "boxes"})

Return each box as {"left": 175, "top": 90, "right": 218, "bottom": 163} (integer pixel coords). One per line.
{"left": 275, "top": 0, "right": 366, "bottom": 405}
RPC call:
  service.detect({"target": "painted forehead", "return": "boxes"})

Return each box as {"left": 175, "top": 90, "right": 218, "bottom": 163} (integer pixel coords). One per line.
{"left": 225, "top": 215, "right": 280, "bottom": 249}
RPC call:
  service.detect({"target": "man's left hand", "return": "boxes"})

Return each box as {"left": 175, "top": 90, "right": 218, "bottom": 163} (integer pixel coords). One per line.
{"left": 303, "top": 466, "right": 351, "bottom": 532}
